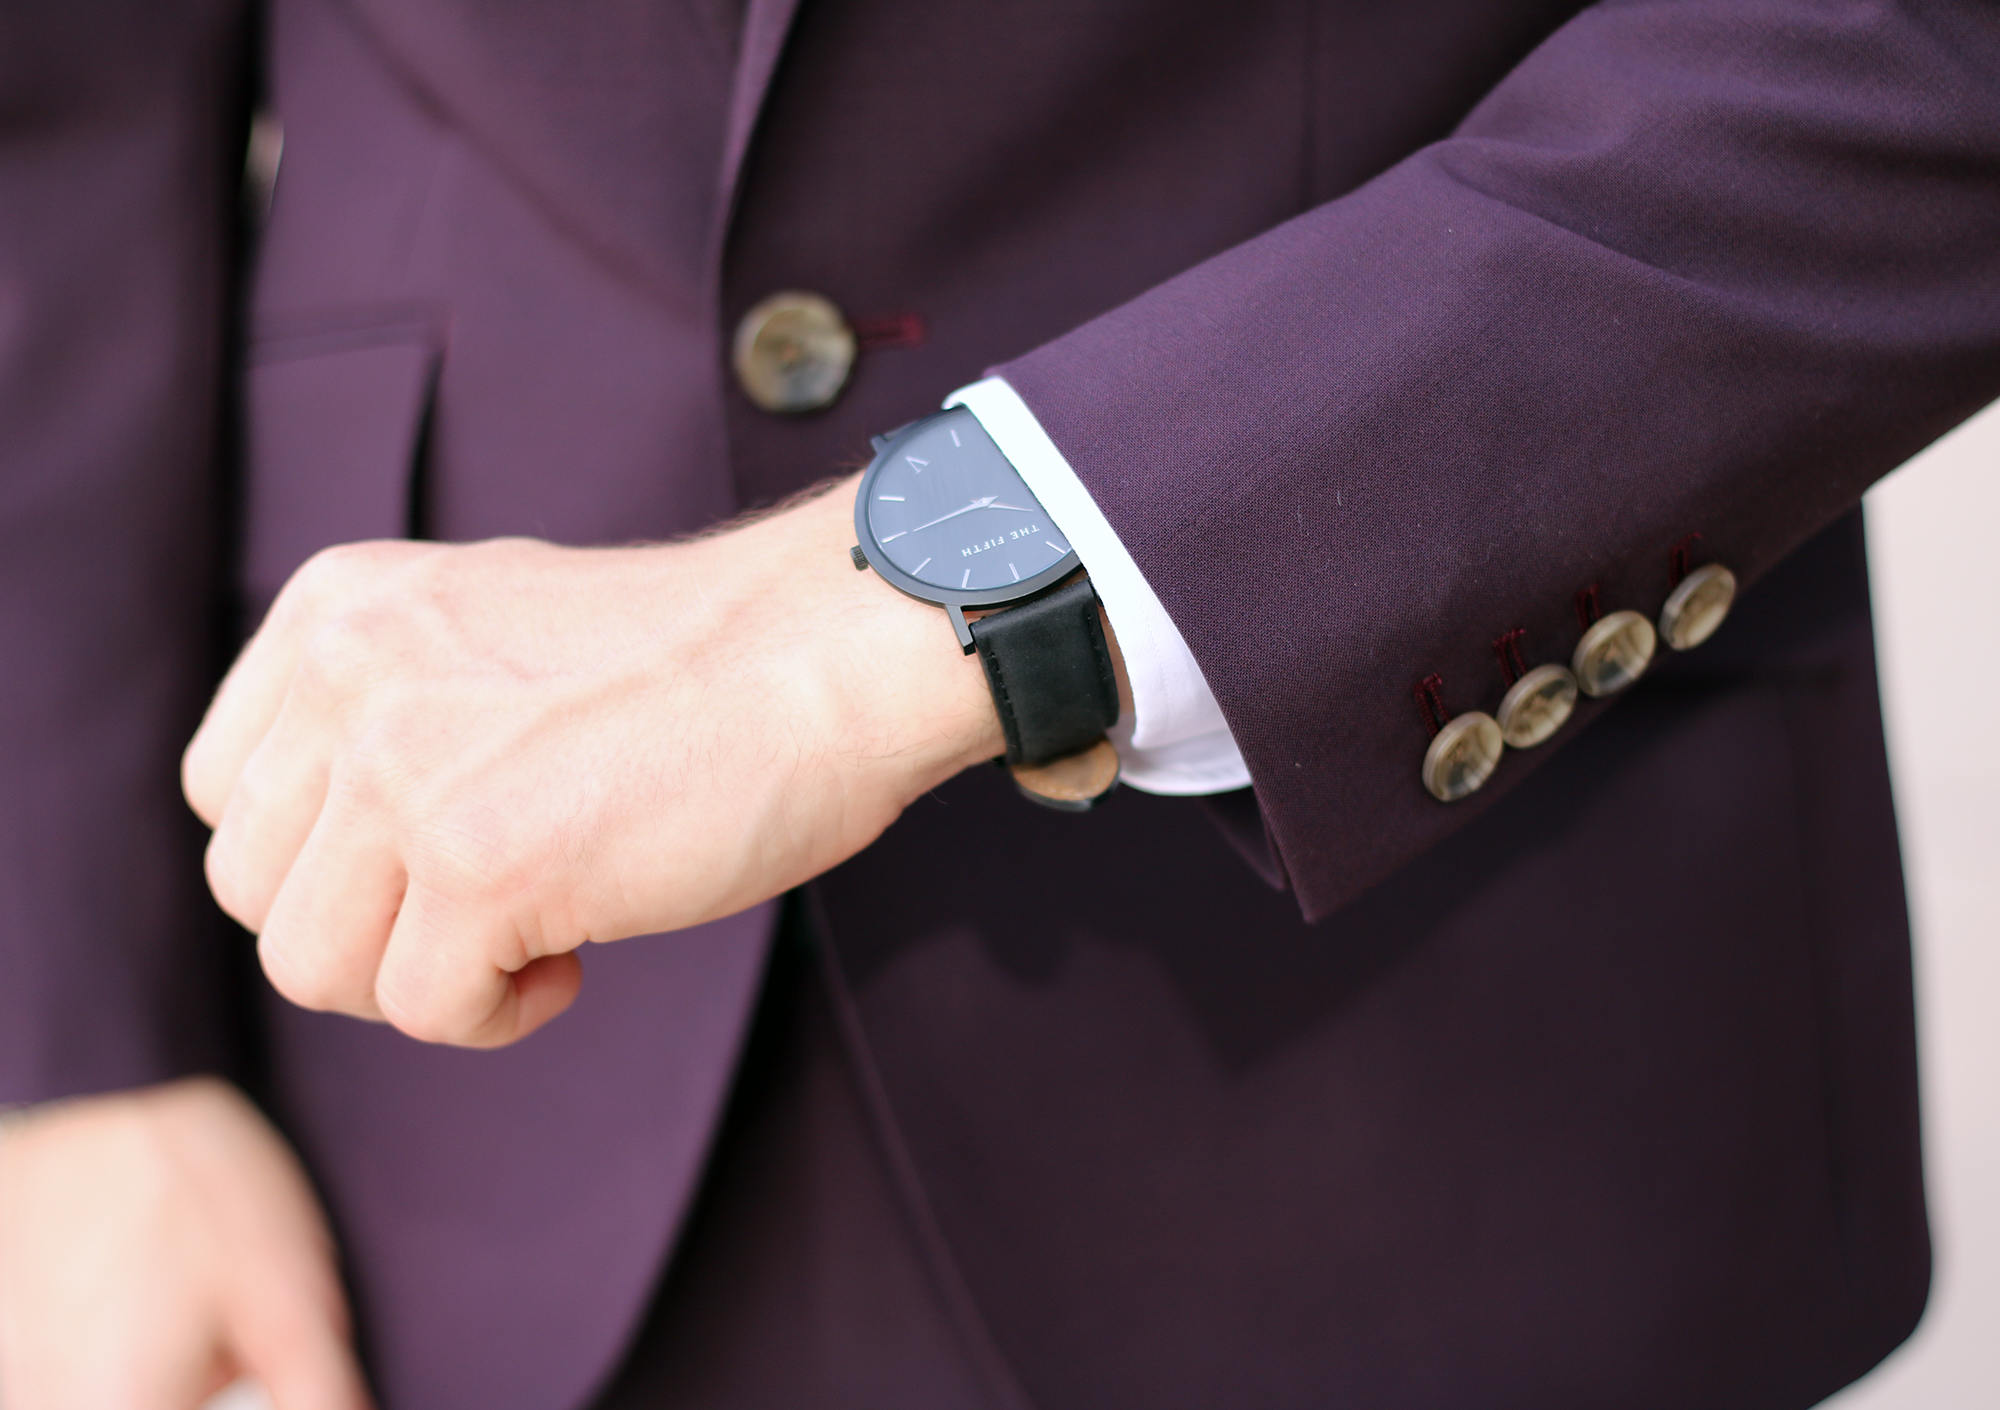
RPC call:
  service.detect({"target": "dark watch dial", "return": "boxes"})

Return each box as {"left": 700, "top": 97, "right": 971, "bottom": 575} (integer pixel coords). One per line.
{"left": 855, "top": 407, "right": 1077, "bottom": 603}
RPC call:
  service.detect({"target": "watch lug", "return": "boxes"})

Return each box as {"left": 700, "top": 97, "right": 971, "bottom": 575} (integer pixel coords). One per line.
{"left": 947, "top": 603, "right": 975, "bottom": 653}
{"left": 869, "top": 420, "right": 918, "bottom": 455}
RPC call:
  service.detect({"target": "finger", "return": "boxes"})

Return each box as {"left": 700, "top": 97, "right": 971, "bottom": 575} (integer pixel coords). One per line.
{"left": 374, "top": 885, "right": 583, "bottom": 1048}
{"left": 204, "top": 686, "right": 335, "bottom": 935}
{"left": 183, "top": 594, "right": 320, "bottom": 829}
{"left": 184, "top": 542, "right": 411, "bottom": 827}
{"left": 226, "top": 1265, "right": 375, "bottom": 1410}
{"left": 256, "top": 794, "right": 404, "bottom": 1022}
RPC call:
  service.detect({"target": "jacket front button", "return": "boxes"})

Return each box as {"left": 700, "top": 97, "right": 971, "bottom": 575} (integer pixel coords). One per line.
{"left": 1572, "top": 609, "right": 1656, "bottom": 697}
{"left": 1423, "top": 711, "right": 1503, "bottom": 802}
{"left": 1659, "top": 562, "right": 1737, "bottom": 650}
{"left": 732, "top": 291, "right": 856, "bottom": 413}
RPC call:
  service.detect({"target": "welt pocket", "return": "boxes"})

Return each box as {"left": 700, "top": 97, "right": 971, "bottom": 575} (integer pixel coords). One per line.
{"left": 239, "top": 306, "right": 444, "bottom": 623}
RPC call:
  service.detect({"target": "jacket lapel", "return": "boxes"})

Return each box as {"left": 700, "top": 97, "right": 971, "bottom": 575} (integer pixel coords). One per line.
{"left": 714, "top": 0, "right": 806, "bottom": 245}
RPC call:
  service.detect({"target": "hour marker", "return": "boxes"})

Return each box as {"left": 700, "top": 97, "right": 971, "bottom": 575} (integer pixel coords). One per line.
{"left": 880, "top": 530, "right": 907, "bottom": 542}
{"left": 1009, "top": 562, "right": 1020, "bottom": 582}
{"left": 949, "top": 427, "right": 961, "bottom": 446}
{"left": 1047, "top": 540, "right": 1068, "bottom": 554}
{"left": 912, "top": 557, "right": 931, "bottom": 574}
{"left": 961, "top": 568, "right": 972, "bottom": 588}
{"left": 906, "top": 456, "right": 929, "bottom": 471}
{"left": 877, "top": 494, "right": 905, "bottom": 502}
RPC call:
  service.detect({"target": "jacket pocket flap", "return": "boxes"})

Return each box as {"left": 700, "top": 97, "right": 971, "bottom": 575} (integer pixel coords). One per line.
{"left": 242, "top": 327, "right": 439, "bottom": 619}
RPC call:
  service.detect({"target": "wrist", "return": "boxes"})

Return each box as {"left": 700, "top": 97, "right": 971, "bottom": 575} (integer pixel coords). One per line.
{"left": 779, "top": 475, "right": 1009, "bottom": 793}
{"left": 747, "top": 468, "right": 1132, "bottom": 805}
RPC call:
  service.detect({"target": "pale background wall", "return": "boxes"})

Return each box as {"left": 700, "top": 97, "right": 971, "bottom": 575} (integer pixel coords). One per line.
{"left": 197, "top": 409, "right": 2000, "bottom": 1407}
{"left": 1823, "top": 401, "right": 2000, "bottom": 1409}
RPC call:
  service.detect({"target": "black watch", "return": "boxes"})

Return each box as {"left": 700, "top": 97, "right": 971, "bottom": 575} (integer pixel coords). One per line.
{"left": 848, "top": 407, "right": 1120, "bottom": 809}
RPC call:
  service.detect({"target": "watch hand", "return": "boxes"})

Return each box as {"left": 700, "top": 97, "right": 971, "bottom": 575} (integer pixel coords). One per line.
{"left": 907, "top": 496, "right": 997, "bottom": 533}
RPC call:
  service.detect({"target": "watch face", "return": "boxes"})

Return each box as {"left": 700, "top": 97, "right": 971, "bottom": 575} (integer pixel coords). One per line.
{"left": 858, "top": 408, "right": 1078, "bottom": 601}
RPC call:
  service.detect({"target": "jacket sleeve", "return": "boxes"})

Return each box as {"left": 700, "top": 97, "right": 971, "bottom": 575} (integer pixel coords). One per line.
{"left": 994, "top": 0, "right": 2000, "bottom": 920}
{"left": 0, "top": 2, "right": 250, "bottom": 1105}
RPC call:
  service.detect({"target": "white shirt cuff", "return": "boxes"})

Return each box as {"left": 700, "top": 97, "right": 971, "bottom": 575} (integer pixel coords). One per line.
{"left": 945, "top": 376, "right": 1252, "bottom": 796}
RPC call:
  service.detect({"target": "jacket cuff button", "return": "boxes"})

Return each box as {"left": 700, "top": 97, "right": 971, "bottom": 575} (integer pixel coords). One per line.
{"left": 1659, "top": 562, "right": 1737, "bottom": 650}
{"left": 1423, "top": 712, "right": 1503, "bottom": 802}
{"left": 1496, "top": 663, "right": 1579, "bottom": 748}
{"left": 1572, "top": 610, "right": 1657, "bottom": 697}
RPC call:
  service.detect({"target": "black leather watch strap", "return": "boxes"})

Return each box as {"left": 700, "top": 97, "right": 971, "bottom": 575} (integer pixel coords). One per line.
{"left": 968, "top": 575, "right": 1120, "bottom": 767}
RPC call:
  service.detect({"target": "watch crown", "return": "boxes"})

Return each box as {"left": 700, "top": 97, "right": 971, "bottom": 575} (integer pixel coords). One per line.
{"left": 849, "top": 544, "right": 870, "bottom": 571}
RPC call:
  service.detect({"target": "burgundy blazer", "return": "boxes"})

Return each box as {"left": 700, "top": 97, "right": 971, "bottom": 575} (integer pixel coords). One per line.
{"left": 4, "top": 1, "right": 1997, "bottom": 1406}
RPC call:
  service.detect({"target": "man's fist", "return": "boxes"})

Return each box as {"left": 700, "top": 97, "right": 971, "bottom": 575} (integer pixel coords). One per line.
{"left": 182, "top": 478, "right": 1005, "bottom": 1047}
{"left": 0, "top": 1078, "right": 372, "bottom": 1410}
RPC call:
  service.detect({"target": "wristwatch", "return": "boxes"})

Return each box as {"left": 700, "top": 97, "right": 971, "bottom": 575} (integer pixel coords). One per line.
{"left": 848, "top": 407, "right": 1121, "bottom": 810}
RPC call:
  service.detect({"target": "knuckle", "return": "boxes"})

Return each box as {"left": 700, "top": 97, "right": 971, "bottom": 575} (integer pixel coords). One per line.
{"left": 256, "top": 928, "right": 350, "bottom": 1013}
{"left": 341, "top": 683, "right": 432, "bottom": 795}
{"left": 226, "top": 745, "right": 274, "bottom": 814}
{"left": 282, "top": 541, "right": 363, "bottom": 616}
{"left": 371, "top": 975, "right": 460, "bottom": 1047}
{"left": 203, "top": 830, "right": 261, "bottom": 930}
{"left": 409, "top": 804, "right": 537, "bottom": 904}
{"left": 297, "top": 538, "right": 390, "bottom": 590}
{"left": 297, "top": 610, "right": 387, "bottom": 697}
{"left": 267, "top": 540, "right": 400, "bottom": 648}
{"left": 180, "top": 739, "right": 224, "bottom": 826}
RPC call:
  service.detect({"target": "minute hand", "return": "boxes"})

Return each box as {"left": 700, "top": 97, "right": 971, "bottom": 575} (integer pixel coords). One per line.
{"left": 907, "top": 495, "right": 998, "bottom": 533}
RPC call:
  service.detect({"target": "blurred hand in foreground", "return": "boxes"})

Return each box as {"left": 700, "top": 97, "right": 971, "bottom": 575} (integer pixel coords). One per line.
{"left": 0, "top": 1077, "right": 371, "bottom": 1410}
{"left": 182, "top": 478, "right": 1006, "bottom": 1048}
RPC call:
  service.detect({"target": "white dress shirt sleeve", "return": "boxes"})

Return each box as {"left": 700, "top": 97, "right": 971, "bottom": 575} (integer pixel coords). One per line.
{"left": 946, "top": 376, "right": 1251, "bottom": 796}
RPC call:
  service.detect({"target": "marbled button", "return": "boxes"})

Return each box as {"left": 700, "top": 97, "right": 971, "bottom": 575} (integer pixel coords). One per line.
{"left": 1659, "top": 562, "right": 1737, "bottom": 650}
{"left": 1422, "top": 711, "right": 1503, "bottom": 802}
{"left": 1571, "top": 609, "right": 1656, "bottom": 697}
{"left": 732, "top": 291, "right": 856, "bottom": 413}
{"left": 1496, "top": 663, "right": 1578, "bottom": 748}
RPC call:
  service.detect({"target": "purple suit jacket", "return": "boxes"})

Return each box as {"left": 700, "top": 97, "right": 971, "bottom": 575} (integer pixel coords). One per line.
{"left": 5, "top": 1, "right": 1997, "bottom": 1406}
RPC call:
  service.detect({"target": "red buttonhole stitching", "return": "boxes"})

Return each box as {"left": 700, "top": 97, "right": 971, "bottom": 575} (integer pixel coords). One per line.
{"left": 1668, "top": 532, "right": 1704, "bottom": 589}
{"left": 1492, "top": 628, "right": 1529, "bottom": 687}
{"left": 1412, "top": 673, "right": 1448, "bottom": 738}
{"left": 1573, "top": 582, "right": 1603, "bottom": 632}
{"left": 854, "top": 313, "right": 928, "bottom": 351}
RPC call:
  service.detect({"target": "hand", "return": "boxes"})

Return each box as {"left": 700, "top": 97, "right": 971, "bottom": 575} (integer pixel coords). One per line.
{"left": 181, "top": 477, "right": 1010, "bottom": 1047}
{"left": 0, "top": 1078, "right": 372, "bottom": 1410}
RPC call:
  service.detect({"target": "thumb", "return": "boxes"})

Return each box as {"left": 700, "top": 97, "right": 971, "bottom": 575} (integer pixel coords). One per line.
{"left": 224, "top": 1262, "right": 376, "bottom": 1410}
